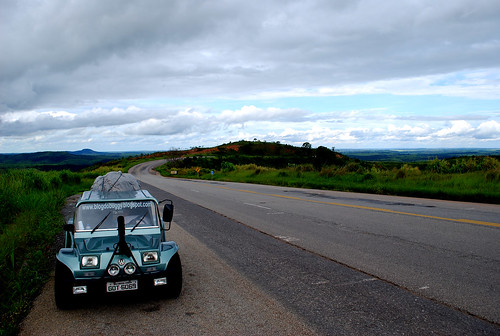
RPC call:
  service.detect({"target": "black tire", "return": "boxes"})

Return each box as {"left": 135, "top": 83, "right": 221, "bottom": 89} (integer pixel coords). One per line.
{"left": 165, "top": 253, "right": 182, "bottom": 298}
{"left": 54, "top": 260, "right": 75, "bottom": 309}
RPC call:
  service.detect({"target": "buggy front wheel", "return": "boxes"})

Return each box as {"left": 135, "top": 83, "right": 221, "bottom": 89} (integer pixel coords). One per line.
{"left": 54, "top": 260, "right": 76, "bottom": 309}
{"left": 165, "top": 252, "right": 182, "bottom": 298}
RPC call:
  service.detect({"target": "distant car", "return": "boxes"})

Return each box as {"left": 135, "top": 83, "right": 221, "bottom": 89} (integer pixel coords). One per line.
{"left": 54, "top": 172, "right": 182, "bottom": 309}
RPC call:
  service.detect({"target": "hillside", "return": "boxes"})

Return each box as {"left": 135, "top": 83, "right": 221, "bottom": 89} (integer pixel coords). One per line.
{"left": 143, "top": 141, "right": 349, "bottom": 170}
{"left": 0, "top": 150, "right": 132, "bottom": 171}
{"left": 339, "top": 148, "right": 500, "bottom": 162}
{"left": 2, "top": 142, "right": 499, "bottom": 172}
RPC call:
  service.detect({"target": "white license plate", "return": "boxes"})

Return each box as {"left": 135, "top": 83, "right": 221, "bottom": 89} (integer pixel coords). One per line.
{"left": 106, "top": 280, "right": 138, "bottom": 293}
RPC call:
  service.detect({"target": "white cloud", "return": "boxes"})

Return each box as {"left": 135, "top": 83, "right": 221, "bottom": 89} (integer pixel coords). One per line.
{"left": 0, "top": 0, "right": 499, "bottom": 151}
{"left": 2, "top": 0, "right": 500, "bottom": 111}
{"left": 475, "top": 120, "right": 500, "bottom": 139}
{"left": 436, "top": 120, "right": 475, "bottom": 137}
{"left": 218, "top": 106, "right": 306, "bottom": 125}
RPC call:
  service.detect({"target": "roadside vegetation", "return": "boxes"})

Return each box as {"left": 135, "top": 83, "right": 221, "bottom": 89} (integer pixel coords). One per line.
{"left": 0, "top": 169, "right": 95, "bottom": 336}
{"left": 155, "top": 141, "right": 500, "bottom": 204}
{"left": 0, "top": 156, "right": 176, "bottom": 335}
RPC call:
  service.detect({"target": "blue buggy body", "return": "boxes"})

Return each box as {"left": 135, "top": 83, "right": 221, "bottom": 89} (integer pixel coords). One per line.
{"left": 54, "top": 172, "right": 182, "bottom": 309}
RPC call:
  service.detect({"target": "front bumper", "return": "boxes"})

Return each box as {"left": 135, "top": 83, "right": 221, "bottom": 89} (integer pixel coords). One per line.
{"left": 72, "top": 270, "right": 170, "bottom": 296}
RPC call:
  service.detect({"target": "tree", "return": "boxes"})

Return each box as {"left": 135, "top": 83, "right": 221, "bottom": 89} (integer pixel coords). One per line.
{"left": 302, "top": 142, "right": 312, "bottom": 149}
{"left": 313, "top": 146, "right": 342, "bottom": 170}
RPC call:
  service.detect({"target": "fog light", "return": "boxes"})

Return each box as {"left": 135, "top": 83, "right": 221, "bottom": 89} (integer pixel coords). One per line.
{"left": 154, "top": 277, "right": 167, "bottom": 286}
{"left": 124, "top": 263, "right": 136, "bottom": 275}
{"left": 108, "top": 264, "right": 120, "bottom": 276}
{"left": 73, "top": 286, "right": 87, "bottom": 294}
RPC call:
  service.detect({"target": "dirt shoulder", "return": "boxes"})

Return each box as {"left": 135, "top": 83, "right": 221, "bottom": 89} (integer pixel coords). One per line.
{"left": 20, "top": 197, "right": 317, "bottom": 336}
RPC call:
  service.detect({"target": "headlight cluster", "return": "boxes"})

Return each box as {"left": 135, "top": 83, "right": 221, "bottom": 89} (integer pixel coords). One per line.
{"left": 81, "top": 256, "right": 99, "bottom": 268}
{"left": 104, "top": 251, "right": 160, "bottom": 276}
{"left": 107, "top": 262, "right": 137, "bottom": 276}
{"left": 142, "top": 251, "right": 159, "bottom": 264}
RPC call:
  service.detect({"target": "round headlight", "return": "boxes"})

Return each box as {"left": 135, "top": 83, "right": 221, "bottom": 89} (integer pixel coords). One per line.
{"left": 108, "top": 264, "right": 120, "bottom": 276}
{"left": 124, "top": 263, "right": 136, "bottom": 275}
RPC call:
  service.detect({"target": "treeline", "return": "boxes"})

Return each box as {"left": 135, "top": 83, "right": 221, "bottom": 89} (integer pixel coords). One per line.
{"left": 162, "top": 141, "right": 500, "bottom": 177}
{"left": 341, "top": 148, "right": 500, "bottom": 162}
{"left": 165, "top": 141, "right": 348, "bottom": 171}
{"left": 157, "top": 142, "right": 500, "bottom": 203}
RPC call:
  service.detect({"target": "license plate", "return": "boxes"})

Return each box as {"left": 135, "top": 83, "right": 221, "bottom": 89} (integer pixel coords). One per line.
{"left": 106, "top": 280, "right": 138, "bottom": 293}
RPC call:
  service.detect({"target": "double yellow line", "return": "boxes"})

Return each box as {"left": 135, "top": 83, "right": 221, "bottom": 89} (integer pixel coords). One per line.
{"left": 212, "top": 185, "right": 500, "bottom": 228}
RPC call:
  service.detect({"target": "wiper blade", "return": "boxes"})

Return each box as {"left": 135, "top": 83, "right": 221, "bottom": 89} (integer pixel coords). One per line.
{"left": 131, "top": 212, "right": 148, "bottom": 232}
{"left": 91, "top": 211, "right": 111, "bottom": 234}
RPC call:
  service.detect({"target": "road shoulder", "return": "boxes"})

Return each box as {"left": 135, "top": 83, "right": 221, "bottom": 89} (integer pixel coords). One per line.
{"left": 20, "top": 221, "right": 317, "bottom": 335}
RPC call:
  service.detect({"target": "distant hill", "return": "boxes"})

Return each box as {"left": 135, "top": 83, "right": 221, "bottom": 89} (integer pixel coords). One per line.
{"left": 0, "top": 150, "right": 143, "bottom": 171}
{"left": 338, "top": 148, "right": 500, "bottom": 162}
{"left": 142, "top": 142, "right": 500, "bottom": 167}
{"left": 69, "top": 148, "right": 102, "bottom": 155}
{"left": 2, "top": 144, "right": 499, "bottom": 171}
{"left": 141, "top": 141, "right": 349, "bottom": 170}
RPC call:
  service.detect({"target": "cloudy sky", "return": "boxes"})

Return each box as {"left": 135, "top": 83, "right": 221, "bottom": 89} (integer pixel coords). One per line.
{"left": 1, "top": 0, "right": 499, "bottom": 153}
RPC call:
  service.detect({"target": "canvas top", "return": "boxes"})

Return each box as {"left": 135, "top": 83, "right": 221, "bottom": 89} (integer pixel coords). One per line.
{"left": 90, "top": 171, "right": 141, "bottom": 192}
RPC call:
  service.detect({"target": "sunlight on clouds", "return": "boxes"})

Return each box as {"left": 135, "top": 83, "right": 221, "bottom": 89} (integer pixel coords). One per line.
{"left": 2, "top": 102, "right": 497, "bottom": 151}
{"left": 45, "top": 111, "right": 76, "bottom": 119}
{"left": 249, "top": 69, "right": 500, "bottom": 100}
{"left": 218, "top": 105, "right": 304, "bottom": 125}
{"left": 476, "top": 120, "right": 500, "bottom": 140}
{"left": 1, "top": 110, "right": 76, "bottom": 122}
{"left": 436, "top": 120, "right": 474, "bottom": 137}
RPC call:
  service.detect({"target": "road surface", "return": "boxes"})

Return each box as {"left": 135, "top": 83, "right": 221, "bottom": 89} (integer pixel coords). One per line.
{"left": 131, "top": 160, "right": 500, "bottom": 330}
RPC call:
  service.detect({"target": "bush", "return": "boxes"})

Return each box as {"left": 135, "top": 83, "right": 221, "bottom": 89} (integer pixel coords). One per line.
{"left": 295, "top": 164, "right": 315, "bottom": 172}
{"left": 60, "top": 170, "right": 81, "bottom": 184}
{"left": 221, "top": 161, "right": 236, "bottom": 172}
{"left": 486, "top": 169, "right": 500, "bottom": 182}
{"left": 395, "top": 164, "right": 421, "bottom": 179}
{"left": 335, "top": 162, "right": 364, "bottom": 175}
{"left": 319, "top": 166, "right": 337, "bottom": 178}
{"left": 277, "top": 171, "right": 289, "bottom": 178}
{"left": 239, "top": 164, "right": 258, "bottom": 171}
{"left": 363, "top": 173, "right": 376, "bottom": 181}
{"left": 429, "top": 158, "right": 450, "bottom": 173}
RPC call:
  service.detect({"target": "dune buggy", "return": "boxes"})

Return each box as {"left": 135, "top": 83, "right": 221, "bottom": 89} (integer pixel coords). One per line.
{"left": 54, "top": 172, "right": 182, "bottom": 309}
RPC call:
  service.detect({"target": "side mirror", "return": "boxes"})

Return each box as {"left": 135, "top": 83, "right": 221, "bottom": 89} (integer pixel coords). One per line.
{"left": 163, "top": 201, "right": 174, "bottom": 223}
{"left": 63, "top": 223, "right": 75, "bottom": 232}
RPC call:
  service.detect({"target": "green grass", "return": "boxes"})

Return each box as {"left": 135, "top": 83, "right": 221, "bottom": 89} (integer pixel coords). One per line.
{"left": 0, "top": 169, "right": 93, "bottom": 336}
{"left": 157, "top": 159, "right": 500, "bottom": 204}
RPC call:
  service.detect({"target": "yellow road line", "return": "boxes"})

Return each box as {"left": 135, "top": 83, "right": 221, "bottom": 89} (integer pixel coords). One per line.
{"left": 211, "top": 185, "right": 500, "bottom": 228}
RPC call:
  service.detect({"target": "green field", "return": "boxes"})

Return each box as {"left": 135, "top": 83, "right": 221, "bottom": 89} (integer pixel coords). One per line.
{"left": 338, "top": 148, "right": 500, "bottom": 162}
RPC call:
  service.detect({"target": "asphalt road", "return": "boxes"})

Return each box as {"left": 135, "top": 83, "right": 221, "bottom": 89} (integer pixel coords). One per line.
{"left": 130, "top": 160, "right": 500, "bottom": 333}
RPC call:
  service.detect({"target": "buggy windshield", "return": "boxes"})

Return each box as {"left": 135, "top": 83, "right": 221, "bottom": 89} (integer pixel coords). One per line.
{"left": 75, "top": 200, "right": 158, "bottom": 232}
